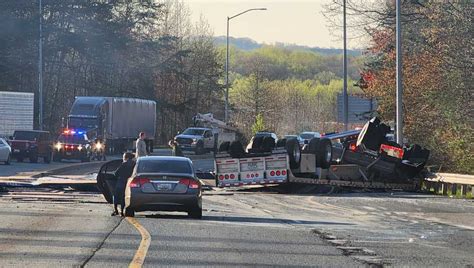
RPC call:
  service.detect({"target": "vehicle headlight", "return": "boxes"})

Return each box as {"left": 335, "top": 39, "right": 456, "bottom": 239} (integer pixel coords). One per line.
{"left": 78, "top": 145, "right": 83, "bottom": 151}
{"left": 55, "top": 143, "right": 62, "bottom": 150}
{"left": 95, "top": 142, "right": 103, "bottom": 150}
{"left": 192, "top": 138, "right": 198, "bottom": 144}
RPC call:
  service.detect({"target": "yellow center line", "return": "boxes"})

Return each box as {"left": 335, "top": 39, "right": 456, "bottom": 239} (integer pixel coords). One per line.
{"left": 126, "top": 217, "right": 151, "bottom": 268}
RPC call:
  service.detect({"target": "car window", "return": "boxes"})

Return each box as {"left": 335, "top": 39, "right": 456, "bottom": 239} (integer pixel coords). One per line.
{"left": 138, "top": 160, "right": 193, "bottom": 174}
{"left": 300, "top": 133, "right": 315, "bottom": 139}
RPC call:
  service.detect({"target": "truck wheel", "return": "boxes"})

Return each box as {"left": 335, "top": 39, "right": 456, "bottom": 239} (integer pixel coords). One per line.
{"left": 276, "top": 138, "right": 287, "bottom": 148}
{"left": 195, "top": 143, "right": 204, "bottom": 155}
{"left": 229, "top": 141, "right": 246, "bottom": 158}
{"left": 29, "top": 153, "right": 38, "bottom": 163}
{"left": 251, "top": 136, "right": 264, "bottom": 150}
{"left": 218, "top": 141, "right": 230, "bottom": 152}
{"left": 262, "top": 137, "right": 276, "bottom": 152}
{"left": 308, "top": 138, "right": 320, "bottom": 166}
{"left": 286, "top": 139, "right": 301, "bottom": 170}
{"left": 317, "top": 138, "right": 332, "bottom": 169}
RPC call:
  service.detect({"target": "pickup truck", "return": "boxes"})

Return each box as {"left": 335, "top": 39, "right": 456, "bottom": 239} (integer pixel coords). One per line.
{"left": 174, "top": 127, "right": 215, "bottom": 155}
{"left": 9, "top": 130, "right": 53, "bottom": 163}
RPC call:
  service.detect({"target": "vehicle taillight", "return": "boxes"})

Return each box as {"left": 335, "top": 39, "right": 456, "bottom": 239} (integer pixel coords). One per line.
{"left": 219, "top": 175, "right": 224, "bottom": 180}
{"left": 179, "top": 178, "right": 199, "bottom": 189}
{"left": 270, "top": 171, "right": 275, "bottom": 176}
{"left": 276, "top": 170, "right": 281, "bottom": 176}
{"left": 349, "top": 143, "right": 357, "bottom": 152}
{"left": 282, "top": 170, "right": 287, "bottom": 175}
{"left": 230, "top": 174, "right": 235, "bottom": 179}
{"left": 130, "top": 177, "right": 150, "bottom": 188}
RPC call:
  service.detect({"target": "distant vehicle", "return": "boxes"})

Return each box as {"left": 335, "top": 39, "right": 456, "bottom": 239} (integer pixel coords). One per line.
{"left": 9, "top": 130, "right": 52, "bottom": 163}
{"left": 67, "top": 97, "right": 156, "bottom": 154}
{"left": 174, "top": 127, "right": 215, "bottom": 155}
{"left": 53, "top": 129, "right": 93, "bottom": 162}
{"left": 246, "top": 131, "right": 278, "bottom": 152}
{"left": 284, "top": 135, "right": 303, "bottom": 144}
{"left": 0, "top": 91, "right": 34, "bottom": 138}
{"left": 299, "top": 131, "right": 321, "bottom": 145}
{"left": 0, "top": 138, "right": 12, "bottom": 165}
{"left": 96, "top": 156, "right": 202, "bottom": 218}
{"left": 174, "top": 113, "right": 238, "bottom": 155}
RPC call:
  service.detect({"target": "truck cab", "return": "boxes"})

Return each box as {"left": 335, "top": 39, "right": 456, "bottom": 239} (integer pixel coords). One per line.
{"left": 9, "top": 130, "right": 52, "bottom": 163}
{"left": 174, "top": 127, "right": 215, "bottom": 155}
{"left": 53, "top": 129, "right": 92, "bottom": 162}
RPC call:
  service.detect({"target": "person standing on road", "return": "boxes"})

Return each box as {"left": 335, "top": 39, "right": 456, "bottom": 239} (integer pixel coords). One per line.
{"left": 136, "top": 132, "right": 148, "bottom": 158}
{"left": 168, "top": 139, "right": 184, "bottom": 157}
{"left": 112, "top": 152, "right": 135, "bottom": 216}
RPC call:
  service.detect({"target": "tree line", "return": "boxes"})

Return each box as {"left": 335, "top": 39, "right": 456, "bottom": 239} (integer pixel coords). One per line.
{"left": 324, "top": 0, "right": 473, "bottom": 173}
{"left": 0, "top": 0, "right": 223, "bottom": 144}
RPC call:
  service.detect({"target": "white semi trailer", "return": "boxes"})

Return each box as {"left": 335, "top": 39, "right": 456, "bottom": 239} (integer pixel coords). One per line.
{"left": 0, "top": 91, "right": 34, "bottom": 138}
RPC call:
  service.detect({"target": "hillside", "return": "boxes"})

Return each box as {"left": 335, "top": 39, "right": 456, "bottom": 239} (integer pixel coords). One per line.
{"left": 213, "top": 36, "right": 363, "bottom": 56}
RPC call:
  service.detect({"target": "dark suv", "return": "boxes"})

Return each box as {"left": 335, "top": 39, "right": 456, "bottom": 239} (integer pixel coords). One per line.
{"left": 9, "top": 130, "right": 53, "bottom": 163}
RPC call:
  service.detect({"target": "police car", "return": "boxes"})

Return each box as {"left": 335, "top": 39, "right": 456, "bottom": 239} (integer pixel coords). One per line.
{"left": 53, "top": 129, "right": 92, "bottom": 162}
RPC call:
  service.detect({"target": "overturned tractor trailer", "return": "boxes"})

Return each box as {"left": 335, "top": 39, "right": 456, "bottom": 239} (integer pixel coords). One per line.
{"left": 67, "top": 97, "right": 156, "bottom": 154}
{"left": 214, "top": 117, "right": 430, "bottom": 189}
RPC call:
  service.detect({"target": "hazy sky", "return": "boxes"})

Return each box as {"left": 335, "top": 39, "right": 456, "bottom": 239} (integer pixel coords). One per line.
{"left": 186, "top": 0, "right": 350, "bottom": 49}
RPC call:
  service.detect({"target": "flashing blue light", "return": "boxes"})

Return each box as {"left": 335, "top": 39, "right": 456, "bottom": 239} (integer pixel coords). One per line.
{"left": 78, "top": 131, "right": 84, "bottom": 135}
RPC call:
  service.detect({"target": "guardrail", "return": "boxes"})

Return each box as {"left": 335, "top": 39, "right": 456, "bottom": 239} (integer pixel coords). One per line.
{"left": 423, "top": 173, "right": 474, "bottom": 198}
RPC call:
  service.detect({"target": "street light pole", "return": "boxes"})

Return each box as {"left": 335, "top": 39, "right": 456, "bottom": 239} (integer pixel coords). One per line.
{"left": 396, "top": 0, "right": 403, "bottom": 144}
{"left": 342, "top": 0, "right": 348, "bottom": 131}
{"left": 38, "top": 0, "right": 43, "bottom": 130}
{"left": 225, "top": 8, "right": 267, "bottom": 123}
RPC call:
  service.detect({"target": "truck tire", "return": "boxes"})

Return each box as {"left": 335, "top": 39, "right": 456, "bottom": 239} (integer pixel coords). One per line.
{"left": 229, "top": 141, "right": 246, "bottom": 158}
{"left": 262, "top": 136, "right": 276, "bottom": 152}
{"left": 219, "top": 141, "right": 230, "bottom": 152}
{"left": 316, "top": 138, "right": 332, "bottom": 169}
{"left": 286, "top": 139, "right": 301, "bottom": 170}
{"left": 29, "top": 153, "right": 38, "bottom": 163}
{"left": 251, "top": 136, "right": 264, "bottom": 150}
{"left": 276, "top": 138, "right": 287, "bottom": 148}
{"left": 308, "top": 138, "right": 320, "bottom": 153}
{"left": 195, "top": 142, "right": 204, "bottom": 155}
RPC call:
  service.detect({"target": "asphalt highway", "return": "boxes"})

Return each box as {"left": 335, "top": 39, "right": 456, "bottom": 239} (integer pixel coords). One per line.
{"left": 0, "top": 153, "right": 473, "bottom": 267}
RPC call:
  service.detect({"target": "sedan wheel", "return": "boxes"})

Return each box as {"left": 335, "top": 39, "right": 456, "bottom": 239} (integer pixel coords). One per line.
{"left": 188, "top": 207, "right": 202, "bottom": 219}
{"left": 125, "top": 208, "right": 135, "bottom": 217}
{"left": 5, "top": 154, "right": 11, "bottom": 165}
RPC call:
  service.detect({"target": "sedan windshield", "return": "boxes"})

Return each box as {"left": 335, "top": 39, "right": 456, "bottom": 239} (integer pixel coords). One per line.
{"left": 138, "top": 160, "right": 193, "bottom": 174}
{"left": 182, "top": 128, "right": 205, "bottom": 136}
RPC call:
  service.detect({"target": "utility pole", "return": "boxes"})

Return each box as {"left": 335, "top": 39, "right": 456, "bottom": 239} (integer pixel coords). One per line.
{"left": 225, "top": 18, "right": 230, "bottom": 123}
{"left": 396, "top": 0, "right": 403, "bottom": 144}
{"left": 342, "top": 0, "right": 348, "bottom": 131}
{"left": 38, "top": 0, "right": 43, "bottom": 130}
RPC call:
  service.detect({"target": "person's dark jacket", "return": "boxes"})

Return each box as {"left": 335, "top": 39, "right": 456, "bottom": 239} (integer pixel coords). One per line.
{"left": 113, "top": 159, "right": 135, "bottom": 203}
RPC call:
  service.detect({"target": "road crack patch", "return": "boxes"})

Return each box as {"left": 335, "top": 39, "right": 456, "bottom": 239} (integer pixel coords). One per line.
{"left": 79, "top": 217, "right": 123, "bottom": 267}
{"left": 311, "top": 229, "right": 388, "bottom": 267}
